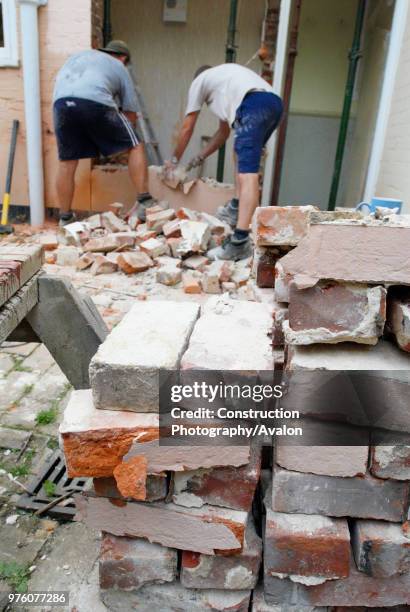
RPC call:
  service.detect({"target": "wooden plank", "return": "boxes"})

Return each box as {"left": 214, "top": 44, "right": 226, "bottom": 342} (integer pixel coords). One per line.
{"left": 0, "top": 245, "right": 43, "bottom": 308}
{"left": 0, "top": 273, "right": 39, "bottom": 344}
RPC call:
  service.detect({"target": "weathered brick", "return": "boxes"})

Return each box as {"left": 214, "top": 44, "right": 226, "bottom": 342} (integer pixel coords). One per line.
{"left": 387, "top": 291, "right": 410, "bottom": 352}
{"left": 89, "top": 301, "right": 199, "bottom": 411}
{"left": 252, "top": 586, "right": 326, "bottom": 611}
{"left": 59, "top": 390, "right": 159, "bottom": 478}
{"left": 272, "top": 302, "right": 288, "bottom": 347}
{"left": 146, "top": 208, "right": 175, "bottom": 232}
{"left": 101, "top": 211, "right": 129, "bottom": 233}
{"left": 90, "top": 254, "right": 118, "bottom": 275}
{"left": 252, "top": 206, "right": 316, "bottom": 247}
{"left": 93, "top": 475, "right": 167, "bottom": 502}
{"left": 172, "top": 445, "right": 261, "bottom": 511}
{"left": 139, "top": 237, "right": 168, "bottom": 258}
{"left": 181, "top": 519, "right": 261, "bottom": 590}
{"left": 278, "top": 223, "right": 410, "bottom": 289}
{"left": 117, "top": 251, "right": 153, "bottom": 274}
{"left": 285, "top": 282, "right": 386, "bottom": 345}
{"left": 100, "top": 583, "right": 251, "bottom": 611}
{"left": 283, "top": 341, "right": 410, "bottom": 433}
{"left": 181, "top": 296, "right": 274, "bottom": 370}
{"left": 113, "top": 456, "right": 147, "bottom": 501}
{"left": 264, "top": 556, "right": 410, "bottom": 607}
{"left": 123, "top": 439, "right": 251, "bottom": 472}
{"left": 275, "top": 420, "right": 369, "bottom": 477}
{"left": 177, "top": 221, "right": 211, "bottom": 256}
{"left": 99, "top": 533, "right": 177, "bottom": 591}
{"left": 370, "top": 444, "right": 410, "bottom": 480}
{"left": 156, "top": 265, "right": 182, "bottom": 286}
{"left": 352, "top": 520, "right": 410, "bottom": 577}
{"left": 75, "top": 493, "right": 248, "bottom": 555}
{"left": 271, "top": 466, "right": 409, "bottom": 522}
{"left": 264, "top": 509, "right": 350, "bottom": 581}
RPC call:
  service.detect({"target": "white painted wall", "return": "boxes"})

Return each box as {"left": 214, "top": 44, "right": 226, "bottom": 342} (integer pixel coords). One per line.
{"left": 112, "top": 0, "right": 269, "bottom": 183}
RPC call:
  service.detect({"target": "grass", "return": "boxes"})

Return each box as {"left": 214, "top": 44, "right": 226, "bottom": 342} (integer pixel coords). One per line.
{"left": 0, "top": 449, "right": 35, "bottom": 479}
{"left": 0, "top": 561, "right": 30, "bottom": 592}
{"left": 46, "top": 437, "right": 59, "bottom": 450}
{"left": 43, "top": 480, "right": 56, "bottom": 497}
{"left": 35, "top": 408, "right": 57, "bottom": 426}
{"left": 12, "top": 358, "right": 32, "bottom": 373}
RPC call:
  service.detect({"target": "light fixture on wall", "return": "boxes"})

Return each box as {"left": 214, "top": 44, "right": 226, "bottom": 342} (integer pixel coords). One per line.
{"left": 163, "top": 0, "right": 187, "bottom": 23}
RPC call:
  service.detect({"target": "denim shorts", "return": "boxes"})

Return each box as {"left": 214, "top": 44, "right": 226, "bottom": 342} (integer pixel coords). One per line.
{"left": 233, "top": 91, "right": 283, "bottom": 173}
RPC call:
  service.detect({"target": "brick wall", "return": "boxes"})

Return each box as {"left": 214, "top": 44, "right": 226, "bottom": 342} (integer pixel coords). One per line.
{"left": 91, "top": 0, "right": 104, "bottom": 49}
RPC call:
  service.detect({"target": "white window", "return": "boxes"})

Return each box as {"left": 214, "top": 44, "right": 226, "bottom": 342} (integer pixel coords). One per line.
{"left": 0, "top": 0, "right": 18, "bottom": 67}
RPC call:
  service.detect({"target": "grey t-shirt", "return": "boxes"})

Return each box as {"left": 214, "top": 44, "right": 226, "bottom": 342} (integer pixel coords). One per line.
{"left": 53, "top": 49, "right": 137, "bottom": 112}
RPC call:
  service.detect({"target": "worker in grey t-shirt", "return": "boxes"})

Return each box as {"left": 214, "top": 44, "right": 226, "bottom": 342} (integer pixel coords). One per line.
{"left": 53, "top": 40, "right": 154, "bottom": 225}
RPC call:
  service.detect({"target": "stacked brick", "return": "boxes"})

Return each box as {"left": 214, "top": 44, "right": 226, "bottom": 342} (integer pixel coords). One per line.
{"left": 252, "top": 206, "right": 410, "bottom": 609}
{"left": 61, "top": 297, "right": 274, "bottom": 610}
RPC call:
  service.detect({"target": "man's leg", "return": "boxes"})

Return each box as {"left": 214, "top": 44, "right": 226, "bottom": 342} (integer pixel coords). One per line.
{"left": 236, "top": 172, "right": 259, "bottom": 230}
{"left": 56, "top": 159, "right": 78, "bottom": 220}
{"left": 127, "top": 143, "right": 155, "bottom": 221}
{"left": 128, "top": 143, "right": 149, "bottom": 194}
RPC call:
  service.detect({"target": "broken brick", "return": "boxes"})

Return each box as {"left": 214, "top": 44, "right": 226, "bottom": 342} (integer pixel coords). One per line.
{"left": 140, "top": 237, "right": 168, "bottom": 258}
{"left": 56, "top": 245, "right": 80, "bottom": 266}
{"left": 59, "top": 390, "right": 159, "bottom": 478}
{"left": 370, "top": 443, "right": 410, "bottom": 481}
{"left": 76, "top": 252, "right": 95, "bottom": 270}
{"left": 99, "top": 533, "right": 177, "bottom": 591}
{"left": 352, "top": 519, "right": 410, "bottom": 578}
{"left": 156, "top": 265, "right": 182, "bottom": 286}
{"left": 101, "top": 211, "right": 129, "bottom": 233}
{"left": 94, "top": 475, "right": 167, "bottom": 503}
{"left": 252, "top": 205, "right": 316, "bottom": 247}
{"left": 113, "top": 456, "right": 147, "bottom": 501}
{"left": 285, "top": 282, "right": 386, "bottom": 345}
{"left": 182, "top": 272, "right": 202, "bottom": 294}
{"left": 387, "top": 291, "right": 410, "bottom": 352}
{"left": 177, "top": 221, "right": 211, "bottom": 255}
{"left": 117, "top": 251, "right": 153, "bottom": 274}
{"left": 146, "top": 208, "right": 175, "bottom": 232}
{"left": 90, "top": 255, "right": 118, "bottom": 275}
{"left": 181, "top": 519, "right": 261, "bottom": 590}
{"left": 172, "top": 445, "right": 261, "bottom": 511}
{"left": 162, "top": 218, "right": 181, "bottom": 238}
{"left": 75, "top": 493, "right": 248, "bottom": 555}
{"left": 264, "top": 509, "right": 350, "bottom": 581}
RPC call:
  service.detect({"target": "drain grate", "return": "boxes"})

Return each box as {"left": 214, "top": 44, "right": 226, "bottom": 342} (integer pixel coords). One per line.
{"left": 16, "top": 450, "right": 91, "bottom": 520}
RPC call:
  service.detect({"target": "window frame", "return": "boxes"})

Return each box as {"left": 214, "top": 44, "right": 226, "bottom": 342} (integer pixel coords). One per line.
{"left": 0, "top": 0, "right": 19, "bottom": 67}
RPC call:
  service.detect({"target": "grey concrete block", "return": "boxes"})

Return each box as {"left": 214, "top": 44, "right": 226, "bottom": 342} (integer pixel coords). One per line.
{"left": 89, "top": 301, "right": 200, "bottom": 411}
{"left": 271, "top": 467, "right": 409, "bottom": 522}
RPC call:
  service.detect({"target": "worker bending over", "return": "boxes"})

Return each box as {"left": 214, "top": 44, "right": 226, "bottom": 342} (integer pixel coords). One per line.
{"left": 53, "top": 40, "right": 154, "bottom": 226}
{"left": 167, "top": 63, "right": 283, "bottom": 261}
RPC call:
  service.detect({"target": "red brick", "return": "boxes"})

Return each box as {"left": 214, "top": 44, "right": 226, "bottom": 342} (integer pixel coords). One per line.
{"left": 93, "top": 475, "right": 167, "bottom": 502}
{"left": 285, "top": 282, "right": 386, "bottom": 345}
{"left": 252, "top": 205, "right": 316, "bottom": 247}
{"left": 352, "top": 520, "right": 410, "bottom": 577}
{"left": 113, "top": 456, "right": 147, "bottom": 501}
{"left": 265, "top": 509, "right": 350, "bottom": 580}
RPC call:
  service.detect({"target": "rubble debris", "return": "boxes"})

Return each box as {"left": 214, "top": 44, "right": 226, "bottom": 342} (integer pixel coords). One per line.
{"left": 90, "top": 255, "right": 118, "bottom": 276}
{"left": 55, "top": 245, "right": 80, "bottom": 266}
{"left": 117, "top": 251, "right": 153, "bottom": 274}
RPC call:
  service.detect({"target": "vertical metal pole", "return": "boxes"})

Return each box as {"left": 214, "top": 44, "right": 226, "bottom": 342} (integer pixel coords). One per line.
{"left": 216, "top": 0, "right": 239, "bottom": 182}
{"left": 327, "top": 0, "right": 367, "bottom": 211}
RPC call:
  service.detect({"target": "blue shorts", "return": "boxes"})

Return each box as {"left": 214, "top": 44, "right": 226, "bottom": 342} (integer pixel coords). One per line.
{"left": 233, "top": 91, "right": 283, "bottom": 173}
{"left": 53, "top": 97, "right": 140, "bottom": 161}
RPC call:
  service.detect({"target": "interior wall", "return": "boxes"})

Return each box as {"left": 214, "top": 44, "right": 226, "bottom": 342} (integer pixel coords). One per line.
{"left": 376, "top": 1, "right": 410, "bottom": 213}
{"left": 341, "top": 0, "right": 394, "bottom": 207}
{"left": 111, "top": 0, "right": 269, "bottom": 183}
{"left": 279, "top": 0, "right": 358, "bottom": 208}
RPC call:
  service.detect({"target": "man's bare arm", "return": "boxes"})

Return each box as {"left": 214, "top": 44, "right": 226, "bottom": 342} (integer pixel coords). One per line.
{"left": 200, "top": 121, "right": 230, "bottom": 159}
{"left": 171, "top": 112, "right": 200, "bottom": 162}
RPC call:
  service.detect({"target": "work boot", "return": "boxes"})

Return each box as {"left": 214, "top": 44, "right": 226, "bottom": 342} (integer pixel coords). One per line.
{"left": 216, "top": 198, "right": 239, "bottom": 229}
{"left": 207, "top": 235, "right": 252, "bottom": 261}
{"left": 126, "top": 195, "right": 156, "bottom": 223}
{"left": 59, "top": 212, "right": 76, "bottom": 227}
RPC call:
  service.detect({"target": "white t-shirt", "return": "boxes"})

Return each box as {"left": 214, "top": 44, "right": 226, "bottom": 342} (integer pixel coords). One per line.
{"left": 185, "top": 64, "right": 274, "bottom": 126}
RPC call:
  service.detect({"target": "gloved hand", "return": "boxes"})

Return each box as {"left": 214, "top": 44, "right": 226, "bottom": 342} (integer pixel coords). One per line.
{"left": 186, "top": 154, "right": 204, "bottom": 171}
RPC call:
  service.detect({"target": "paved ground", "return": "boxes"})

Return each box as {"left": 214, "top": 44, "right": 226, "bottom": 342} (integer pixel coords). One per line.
{"left": 0, "top": 252, "right": 211, "bottom": 612}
